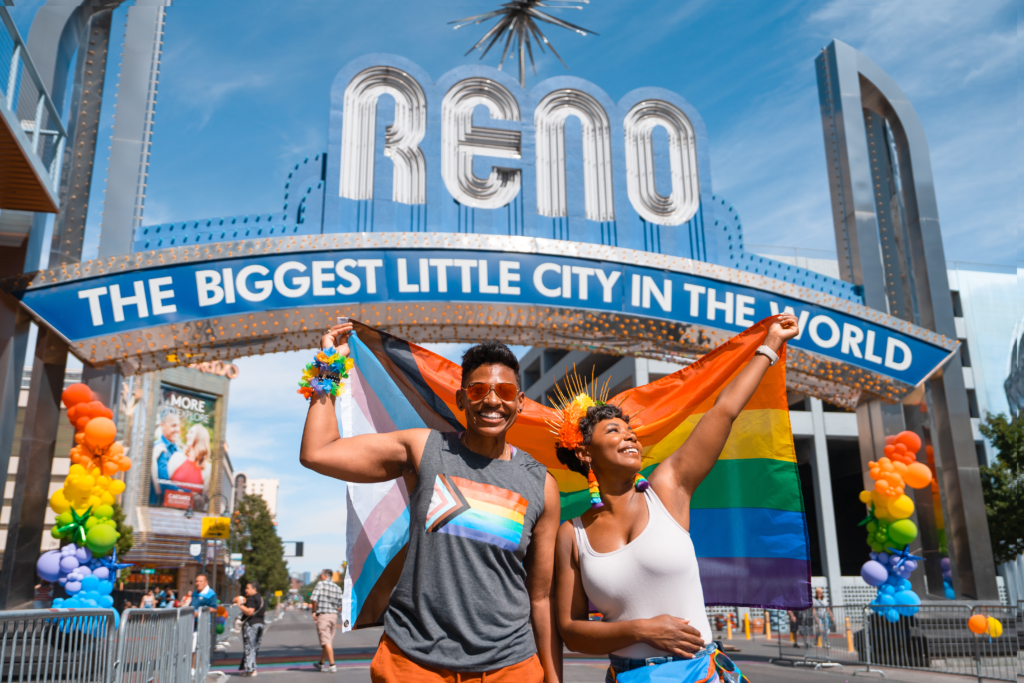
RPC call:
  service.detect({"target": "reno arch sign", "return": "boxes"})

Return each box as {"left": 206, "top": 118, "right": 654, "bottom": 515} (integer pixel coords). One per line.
{"left": 3, "top": 54, "right": 959, "bottom": 410}
{"left": 325, "top": 55, "right": 711, "bottom": 257}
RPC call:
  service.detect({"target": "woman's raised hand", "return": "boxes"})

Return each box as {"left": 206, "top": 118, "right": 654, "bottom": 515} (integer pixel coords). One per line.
{"left": 637, "top": 615, "right": 705, "bottom": 658}
{"left": 765, "top": 313, "right": 800, "bottom": 351}
{"left": 321, "top": 322, "right": 354, "bottom": 355}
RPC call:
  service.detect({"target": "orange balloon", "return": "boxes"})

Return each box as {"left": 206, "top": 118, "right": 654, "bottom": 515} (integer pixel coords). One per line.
{"left": 904, "top": 462, "right": 932, "bottom": 489}
{"left": 84, "top": 417, "right": 117, "bottom": 451}
{"left": 895, "top": 431, "right": 922, "bottom": 455}
{"left": 894, "top": 443, "right": 907, "bottom": 456}
{"left": 884, "top": 472, "right": 902, "bottom": 488}
{"left": 101, "top": 461, "right": 119, "bottom": 476}
{"left": 925, "top": 445, "right": 934, "bottom": 457}
{"left": 968, "top": 614, "right": 988, "bottom": 635}
{"left": 875, "top": 480, "right": 891, "bottom": 495}
{"left": 892, "top": 461, "right": 908, "bottom": 476}
{"left": 120, "top": 456, "right": 133, "bottom": 471}
{"left": 884, "top": 435, "right": 897, "bottom": 446}
{"left": 883, "top": 445, "right": 896, "bottom": 458}
{"left": 61, "top": 383, "right": 93, "bottom": 409}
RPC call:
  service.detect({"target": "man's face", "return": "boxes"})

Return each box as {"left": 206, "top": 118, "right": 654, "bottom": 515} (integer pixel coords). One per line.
{"left": 244, "top": 584, "right": 257, "bottom": 596}
{"left": 162, "top": 414, "right": 181, "bottom": 442}
{"left": 195, "top": 575, "right": 208, "bottom": 591}
{"left": 457, "top": 364, "right": 523, "bottom": 440}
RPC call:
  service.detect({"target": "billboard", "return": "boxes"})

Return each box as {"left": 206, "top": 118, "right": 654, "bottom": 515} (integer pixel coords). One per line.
{"left": 149, "top": 384, "right": 218, "bottom": 510}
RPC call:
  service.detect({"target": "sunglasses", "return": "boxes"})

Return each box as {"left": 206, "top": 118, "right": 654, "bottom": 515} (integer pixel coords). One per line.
{"left": 463, "top": 382, "right": 519, "bottom": 402}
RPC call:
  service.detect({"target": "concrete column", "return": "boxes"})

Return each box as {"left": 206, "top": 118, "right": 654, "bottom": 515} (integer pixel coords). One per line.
{"left": 809, "top": 398, "right": 844, "bottom": 606}
{"left": 0, "top": 327, "right": 67, "bottom": 609}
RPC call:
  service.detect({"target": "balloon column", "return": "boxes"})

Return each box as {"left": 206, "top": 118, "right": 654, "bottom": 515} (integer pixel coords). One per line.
{"left": 857, "top": 431, "right": 933, "bottom": 621}
{"left": 35, "top": 383, "right": 134, "bottom": 621}
{"left": 216, "top": 605, "right": 228, "bottom": 634}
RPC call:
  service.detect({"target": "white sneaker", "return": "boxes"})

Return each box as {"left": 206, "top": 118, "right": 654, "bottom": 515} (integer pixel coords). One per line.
{"left": 324, "top": 665, "right": 336, "bottom": 673}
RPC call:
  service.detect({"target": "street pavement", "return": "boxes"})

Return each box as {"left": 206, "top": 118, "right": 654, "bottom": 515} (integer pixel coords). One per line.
{"left": 209, "top": 609, "right": 983, "bottom": 683}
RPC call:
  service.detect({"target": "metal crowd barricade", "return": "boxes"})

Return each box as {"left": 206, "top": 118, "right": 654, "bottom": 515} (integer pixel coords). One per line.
{"left": 772, "top": 605, "right": 862, "bottom": 669}
{"left": 855, "top": 603, "right": 1021, "bottom": 682}
{"left": 113, "top": 607, "right": 199, "bottom": 683}
{"left": 0, "top": 608, "right": 116, "bottom": 682}
{"left": 193, "top": 609, "right": 211, "bottom": 683}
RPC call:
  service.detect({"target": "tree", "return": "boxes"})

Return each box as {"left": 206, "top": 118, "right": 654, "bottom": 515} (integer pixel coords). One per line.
{"left": 978, "top": 413, "right": 1024, "bottom": 564}
{"left": 234, "top": 494, "right": 289, "bottom": 598}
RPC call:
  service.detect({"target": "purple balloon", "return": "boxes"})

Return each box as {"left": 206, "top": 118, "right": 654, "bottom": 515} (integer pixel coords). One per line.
{"left": 876, "top": 552, "right": 890, "bottom": 565}
{"left": 60, "top": 545, "right": 76, "bottom": 557}
{"left": 76, "top": 565, "right": 92, "bottom": 577}
{"left": 64, "top": 581, "right": 82, "bottom": 595}
{"left": 902, "top": 560, "right": 917, "bottom": 573}
{"left": 92, "top": 566, "right": 110, "bottom": 581}
{"left": 36, "top": 550, "right": 62, "bottom": 582}
{"left": 59, "top": 556, "right": 80, "bottom": 572}
{"left": 74, "top": 546, "right": 92, "bottom": 563}
{"left": 861, "top": 560, "right": 889, "bottom": 587}
{"left": 940, "top": 557, "right": 950, "bottom": 570}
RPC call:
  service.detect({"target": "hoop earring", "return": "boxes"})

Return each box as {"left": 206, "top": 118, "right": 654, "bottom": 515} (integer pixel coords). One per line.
{"left": 633, "top": 472, "right": 650, "bottom": 492}
{"left": 587, "top": 466, "right": 604, "bottom": 509}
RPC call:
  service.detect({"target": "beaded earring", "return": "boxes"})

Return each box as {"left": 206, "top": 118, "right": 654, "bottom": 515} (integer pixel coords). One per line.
{"left": 588, "top": 466, "right": 604, "bottom": 509}
{"left": 633, "top": 472, "right": 650, "bottom": 492}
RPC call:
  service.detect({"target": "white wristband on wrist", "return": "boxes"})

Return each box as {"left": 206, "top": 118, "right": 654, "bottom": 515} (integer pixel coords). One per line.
{"left": 755, "top": 345, "right": 779, "bottom": 366}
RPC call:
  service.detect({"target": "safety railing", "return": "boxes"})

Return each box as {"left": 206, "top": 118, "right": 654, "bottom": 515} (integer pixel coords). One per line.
{"left": 772, "top": 604, "right": 1022, "bottom": 681}
{"left": 193, "top": 609, "right": 210, "bottom": 683}
{"left": 0, "top": 6, "right": 67, "bottom": 192}
{"left": 0, "top": 608, "right": 116, "bottom": 682}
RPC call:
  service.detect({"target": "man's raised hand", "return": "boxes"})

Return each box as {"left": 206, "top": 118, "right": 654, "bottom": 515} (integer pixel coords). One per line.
{"left": 321, "top": 322, "right": 354, "bottom": 355}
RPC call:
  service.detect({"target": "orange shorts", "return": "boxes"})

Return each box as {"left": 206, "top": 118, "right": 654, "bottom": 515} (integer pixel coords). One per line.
{"left": 370, "top": 633, "right": 544, "bottom": 683}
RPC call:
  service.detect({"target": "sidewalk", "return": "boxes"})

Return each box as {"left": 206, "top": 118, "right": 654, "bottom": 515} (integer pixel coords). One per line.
{"left": 208, "top": 610, "right": 1004, "bottom": 682}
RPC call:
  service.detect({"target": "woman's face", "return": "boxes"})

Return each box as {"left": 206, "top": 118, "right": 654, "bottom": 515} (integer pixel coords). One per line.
{"left": 582, "top": 418, "right": 642, "bottom": 474}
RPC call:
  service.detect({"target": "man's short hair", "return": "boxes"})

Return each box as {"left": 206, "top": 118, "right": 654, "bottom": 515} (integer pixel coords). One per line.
{"left": 159, "top": 407, "right": 179, "bottom": 424}
{"left": 196, "top": 573, "right": 208, "bottom": 581}
{"left": 321, "top": 569, "right": 333, "bottom": 577}
{"left": 461, "top": 341, "right": 520, "bottom": 387}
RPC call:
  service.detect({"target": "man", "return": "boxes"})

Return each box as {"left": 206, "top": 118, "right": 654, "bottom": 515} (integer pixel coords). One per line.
{"left": 235, "top": 580, "right": 267, "bottom": 677}
{"left": 309, "top": 570, "right": 343, "bottom": 673}
{"left": 301, "top": 324, "right": 561, "bottom": 682}
{"left": 150, "top": 410, "right": 184, "bottom": 505}
{"left": 192, "top": 573, "right": 219, "bottom": 613}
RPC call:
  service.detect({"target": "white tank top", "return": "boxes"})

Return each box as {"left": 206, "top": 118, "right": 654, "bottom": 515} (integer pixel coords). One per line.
{"left": 572, "top": 487, "right": 712, "bottom": 658}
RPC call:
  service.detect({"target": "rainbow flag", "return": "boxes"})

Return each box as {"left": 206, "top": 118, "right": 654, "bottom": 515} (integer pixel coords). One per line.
{"left": 340, "top": 320, "right": 811, "bottom": 630}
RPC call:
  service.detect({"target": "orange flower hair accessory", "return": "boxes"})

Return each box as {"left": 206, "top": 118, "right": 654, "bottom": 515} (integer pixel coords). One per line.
{"left": 547, "top": 368, "right": 611, "bottom": 451}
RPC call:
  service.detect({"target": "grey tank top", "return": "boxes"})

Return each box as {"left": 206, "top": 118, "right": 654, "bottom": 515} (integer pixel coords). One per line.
{"left": 384, "top": 430, "right": 547, "bottom": 672}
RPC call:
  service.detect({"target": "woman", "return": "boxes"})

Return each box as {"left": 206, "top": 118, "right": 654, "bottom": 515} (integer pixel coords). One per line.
{"left": 554, "top": 314, "right": 799, "bottom": 682}
{"left": 235, "top": 580, "right": 266, "bottom": 677}
{"left": 141, "top": 590, "right": 155, "bottom": 609}
{"left": 172, "top": 424, "right": 211, "bottom": 492}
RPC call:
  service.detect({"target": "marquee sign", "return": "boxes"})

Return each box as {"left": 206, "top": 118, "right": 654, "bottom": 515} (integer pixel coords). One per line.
{"left": 4, "top": 233, "right": 956, "bottom": 408}
{"left": 322, "top": 54, "right": 718, "bottom": 262}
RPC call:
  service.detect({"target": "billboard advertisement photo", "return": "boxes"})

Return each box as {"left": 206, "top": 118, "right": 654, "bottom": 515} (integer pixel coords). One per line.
{"left": 149, "top": 384, "right": 218, "bottom": 511}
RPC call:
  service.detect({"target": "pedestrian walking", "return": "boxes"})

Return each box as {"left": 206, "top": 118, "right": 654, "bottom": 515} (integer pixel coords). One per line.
{"left": 309, "top": 570, "right": 343, "bottom": 673}
{"left": 33, "top": 580, "right": 53, "bottom": 609}
{"left": 813, "top": 587, "right": 834, "bottom": 639}
{"left": 235, "top": 580, "right": 266, "bottom": 677}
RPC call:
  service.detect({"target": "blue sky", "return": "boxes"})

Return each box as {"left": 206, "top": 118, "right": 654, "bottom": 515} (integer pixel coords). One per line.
{"left": 14, "top": 0, "right": 1016, "bottom": 574}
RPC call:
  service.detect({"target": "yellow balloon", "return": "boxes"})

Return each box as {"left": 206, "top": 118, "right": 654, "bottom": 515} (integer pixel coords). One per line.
{"left": 859, "top": 490, "right": 873, "bottom": 504}
{"left": 49, "top": 489, "right": 70, "bottom": 514}
{"left": 888, "top": 495, "right": 915, "bottom": 520}
{"left": 987, "top": 617, "right": 1003, "bottom": 638}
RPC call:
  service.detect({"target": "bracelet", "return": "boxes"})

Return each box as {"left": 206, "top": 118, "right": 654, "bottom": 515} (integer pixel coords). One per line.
{"left": 298, "top": 346, "right": 354, "bottom": 400}
{"left": 755, "top": 345, "right": 779, "bottom": 366}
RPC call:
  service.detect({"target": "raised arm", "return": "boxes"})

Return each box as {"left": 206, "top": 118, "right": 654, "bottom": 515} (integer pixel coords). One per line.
{"left": 554, "top": 522, "right": 704, "bottom": 657}
{"left": 299, "top": 323, "right": 429, "bottom": 484}
{"left": 525, "top": 474, "right": 564, "bottom": 682}
{"left": 652, "top": 314, "right": 799, "bottom": 505}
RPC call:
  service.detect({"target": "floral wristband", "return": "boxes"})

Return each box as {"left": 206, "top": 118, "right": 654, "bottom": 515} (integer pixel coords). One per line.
{"left": 298, "top": 346, "right": 354, "bottom": 400}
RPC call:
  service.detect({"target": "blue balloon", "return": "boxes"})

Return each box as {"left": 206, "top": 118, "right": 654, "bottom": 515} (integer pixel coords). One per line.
{"left": 81, "top": 575, "right": 99, "bottom": 592}
{"left": 881, "top": 585, "right": 895, "bottom": 595}
{"left": 876, "top": 552, "right": 889, "bottom": 565}
{"left": 878, "top": 593, "right": 895, "bottom": 606}
{"left": 944, "top": 585, "right": 956, "bottom": 599}
{"left": 99, "top": 595, "right": 114, "bottom": 608}
{"left": 894, "top": 590, "right": 920, "bottom": 616}
{"left": 885, "top": 609, "right": 901, "bottom": 623}
{"left": 97, "top": 579, "right": 113, "bottom": 596}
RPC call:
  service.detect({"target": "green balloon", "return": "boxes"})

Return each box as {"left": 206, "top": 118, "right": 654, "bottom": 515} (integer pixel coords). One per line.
{"left": 215, "top": 624, "right": 225, "bottom": 634}
{"left": 57, "top": 510, "right": 73, "bottom": 526}
{"left": 85, "top": 524, "right": 119, "bottom": 555}
{"left": 888, "top": 519, "right": 918, "bottom": 546}
{"left": 94, "top": 504, "right": 114, "bottom": 519}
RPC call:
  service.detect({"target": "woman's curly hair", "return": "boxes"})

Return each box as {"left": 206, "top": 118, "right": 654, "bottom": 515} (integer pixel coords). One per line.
{"left": 555, "top": 404, "right": 630, "bottom": 476}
